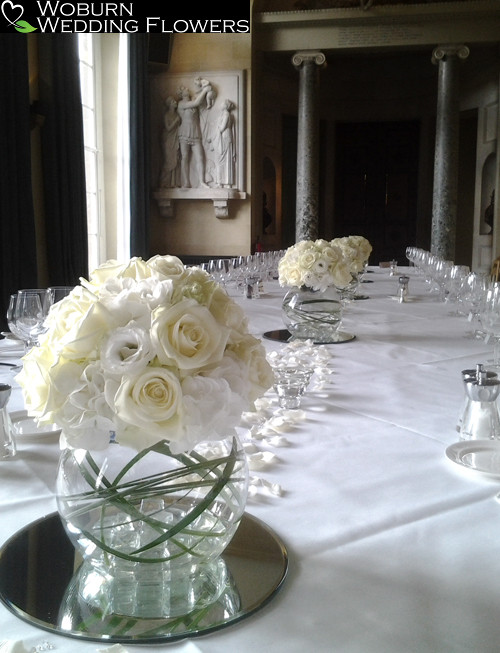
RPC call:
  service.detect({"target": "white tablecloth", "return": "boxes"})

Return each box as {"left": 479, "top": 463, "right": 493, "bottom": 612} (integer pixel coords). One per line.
{"left": 2, "top": 268, "right": 500, "bottom": 653}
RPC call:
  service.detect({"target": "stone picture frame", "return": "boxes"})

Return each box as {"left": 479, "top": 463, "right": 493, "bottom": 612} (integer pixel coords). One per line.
{"left": 151, "top": 70, "right": 246, "bottom": 218}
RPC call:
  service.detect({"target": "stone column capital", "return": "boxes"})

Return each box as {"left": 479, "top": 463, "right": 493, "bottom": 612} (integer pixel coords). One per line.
{"left": 432, "top": 44, "right": 470, "bottom": 65}
{"left": 292, "top": 50, "right": 326, "bottom": 69}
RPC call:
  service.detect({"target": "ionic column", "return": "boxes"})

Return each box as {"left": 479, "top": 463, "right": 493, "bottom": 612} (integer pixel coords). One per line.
{"left": 431, "top": 44, "right": 470, "bottom": 260}
{"left": 292, "top": 50, "right": 326, "bottom": 242}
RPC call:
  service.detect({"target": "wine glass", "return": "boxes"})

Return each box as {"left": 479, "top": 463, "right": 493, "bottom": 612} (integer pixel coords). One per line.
{"left": 5, "top": 294, "right": 24, "bottom": 342}
{"left": 207, "top": 259, "right": 225, "bottom": 285}
{"left": 431, "top": 258, "right": 453, "bottom": 300}
{"left": 48, "top": 285, "right": 74, "bottom": 304}
{"left": 461, "top": 272, "right": 489, "bottom": 338}
{"left": 14, "top": 289, "right": 52, "bottom": 351}
{"left": 444, "top": 264, "right": 469, "bottom": 313}
{"left": 478, "top": 283, "right": 500, "bottom": 368}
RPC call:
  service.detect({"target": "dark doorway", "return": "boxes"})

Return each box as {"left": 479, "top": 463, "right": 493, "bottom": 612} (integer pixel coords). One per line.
{"left": 333, "top": 121, "right": 420, "bottom": 264}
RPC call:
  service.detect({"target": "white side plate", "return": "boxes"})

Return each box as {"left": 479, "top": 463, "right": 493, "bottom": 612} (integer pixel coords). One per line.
{"left": 10, "top": 410, "right": 61, "bottom": 442}
{"left": 445, "top": 440, "right": 500, "bottom": 479}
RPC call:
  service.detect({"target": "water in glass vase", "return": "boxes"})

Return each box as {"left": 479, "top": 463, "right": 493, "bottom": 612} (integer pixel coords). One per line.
{"left": 56, "top": 436, "right": 248, "bottom": 619}
{"left": 281, "top": 286, "right": 343, "bottom": 344}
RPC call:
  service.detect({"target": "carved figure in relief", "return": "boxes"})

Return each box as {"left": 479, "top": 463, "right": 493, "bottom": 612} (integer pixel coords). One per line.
{"left": 177, "top": 84, "right": 211, "bottom": 188}
{"left": 215, "top": 99, "right": 236, "bottom": 188}
{"left": 159, "top": 96, "right": 181, "bottom": 188}
{"left": 194, "top": 77, "right": 216, "bottom": 109}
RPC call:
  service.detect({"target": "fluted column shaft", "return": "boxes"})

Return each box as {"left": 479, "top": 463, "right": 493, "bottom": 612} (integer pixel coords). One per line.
{"left": 431, "top": 44, "right": 470, "bottom": 260}
{"left": 292, "top": 51, "right": 326, "bottom": 243}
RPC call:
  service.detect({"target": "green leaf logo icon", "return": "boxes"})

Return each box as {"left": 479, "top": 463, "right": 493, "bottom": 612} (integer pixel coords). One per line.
{"left": 15, "top": 19, "right": 36, "bottom": 32}
{"left": 1, "top": 1, "right": 37, "bottom": 32}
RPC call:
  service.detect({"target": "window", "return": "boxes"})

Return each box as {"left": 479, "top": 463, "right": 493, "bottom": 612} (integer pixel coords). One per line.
{"left": 78, "top": 34, "right": 130, "bottom": 272}
{"left": 78, "top": 34, "right": 102, "bottom": 273}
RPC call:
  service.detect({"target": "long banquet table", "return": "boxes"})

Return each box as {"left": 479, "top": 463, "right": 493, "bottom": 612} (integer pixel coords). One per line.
{"left": 3, "top": 267, "right": 500, "bottom": 652}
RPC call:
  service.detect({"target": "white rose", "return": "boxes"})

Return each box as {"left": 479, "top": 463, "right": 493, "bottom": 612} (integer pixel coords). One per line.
{"left": 329, "top": 260, "right": 353, "bottom": 289}
{"left": 151, "top": 298, "right": 229, "bottom": 371}
{"left": 278, "top": 258, "right": 303, "bottom": 287}
{"left": 118, "top": 257, "right": 153, "bottom": 281}
{"left": 44, "top": 286, "right": 113, "bottom": 360}
{"left": 100, "top": 323, "right": 154, "bottom": 376}
{"left": 147, "top": 254, "right": 185, "bottom": 279}
{"left": 227, "top": 335, "right": 274, "bottom": 401}
{"left": 99, "top": 285, "right": 152, "bottom": 329}
{"left": 246, "top": 342, "right": 275, "bottom": 401}
{"left": 172, "top": 267, "right": 217, "bottom": 306}
{"left": 208, "top": 286, "right": 248, "bottom": 335}
{"left": 112, "top": 367, "right": 183, "bottom": 448}
{"left": 88, "top": 259, "right": 127, "bottom": 285}
{"left": 17, "top": 345, "right": 83, "bottom": 422}
{"left": 298, "top": 249, "right": 319, "bottom": 271}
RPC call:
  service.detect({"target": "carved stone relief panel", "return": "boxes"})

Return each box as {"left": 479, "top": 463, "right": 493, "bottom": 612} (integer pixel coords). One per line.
{"left": 151, "top": 71, "right": 246, "bottom": 218}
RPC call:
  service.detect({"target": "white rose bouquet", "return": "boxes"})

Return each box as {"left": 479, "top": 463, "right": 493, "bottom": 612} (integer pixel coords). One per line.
{"left": 278, "top": 238, "right": 355, "bottom": 291}
{"left": 17, "top": 255, "right": 274, "bottom": 454}
{"left": 331, "top": 235, "right": 373, "bottom": 274}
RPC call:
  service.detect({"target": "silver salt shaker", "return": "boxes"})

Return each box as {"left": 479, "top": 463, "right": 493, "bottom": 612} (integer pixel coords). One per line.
{"left": 459, "top": 364, "right": 500, "bottom": 441}
{"left": 397, "top": 275, "right": 410, "bottom": 303}
{"left": 456, "top": 364, "right": 497, "bottom": 433}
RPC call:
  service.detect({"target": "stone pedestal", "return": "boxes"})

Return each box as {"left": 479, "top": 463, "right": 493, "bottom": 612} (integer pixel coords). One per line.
{"left": 292, "top": 51, "right": 326, "bottom": 243}
{"left": 431, "top": 44, "right": 470, "bottom": 260}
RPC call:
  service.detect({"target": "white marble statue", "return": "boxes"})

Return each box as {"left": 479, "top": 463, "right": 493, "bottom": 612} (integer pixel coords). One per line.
{"left": 214, "top": 99, "right": 236, "bottom": 188}
{"left": 177, "top": 83, "right": 211, "bottom": 189}
{"left": 159, "top": 96, "right": 181, "bottom": 188}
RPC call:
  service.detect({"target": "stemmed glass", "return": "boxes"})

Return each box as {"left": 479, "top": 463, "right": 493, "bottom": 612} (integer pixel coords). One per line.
{"left": 461, "top": 272, "right": 488, "bottom": 338}
{"left": 443, "top": 264, "right": 469, "bottom": 313}
{"left": 431, "top": 258, "right": 453, "bottom": 299}
{"left": 48, "top": 285, "right": 73, "bottom": 304}
{"left": 6, "top": 294, "right": 25, "bottom": 342}
{"left": 14, "top": 289, "right": 52, "bottom": 351}
{"left": 478, "top": 283, "right": 500, "bottom": 368}
{"left": 208, "top": 259, "right": 228, "bottom": 286}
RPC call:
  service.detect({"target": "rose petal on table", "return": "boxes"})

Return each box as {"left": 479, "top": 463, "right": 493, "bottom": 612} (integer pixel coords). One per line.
{"left": 249, "top": 476, "right": 283, "bottom": 497}
{"left": 241, "top": 411, "right": 266, "bottom": 426}
{"left": 271, "top": 410, "right": 306, "bottom": 424}
{"left": 265, "top": 435, "right": 290, "bottom": 447}
{"left": 242, "top": 441, "right": 260, "bottom": 453}
{"left": 247, "top": 451, "right": 277, "bottom": 470}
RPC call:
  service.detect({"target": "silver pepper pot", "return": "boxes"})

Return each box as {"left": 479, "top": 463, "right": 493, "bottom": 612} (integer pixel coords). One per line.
{"left": 457, "top": 365, "right": 497, "bottom": 433}
{"left": 459, "top": 364, "right": 500, "bottom": 440}
{"left": 0, "top": 384, "right": 15, "bottom": 459}
{"left": 397, "top": 275, "right": 410, "bottom": 303}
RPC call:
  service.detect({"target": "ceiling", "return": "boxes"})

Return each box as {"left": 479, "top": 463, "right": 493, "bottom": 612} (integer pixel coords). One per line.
{"left": 254, "top": 0, "right": 475, "bottom": 10}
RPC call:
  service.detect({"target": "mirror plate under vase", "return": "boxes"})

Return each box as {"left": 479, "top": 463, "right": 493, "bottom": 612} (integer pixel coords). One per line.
{"left": 0, "top": 511, "right": 288, "bottom": 643}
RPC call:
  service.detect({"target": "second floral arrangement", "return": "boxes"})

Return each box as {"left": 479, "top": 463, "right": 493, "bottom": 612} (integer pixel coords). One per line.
{"left": 278, "top": 236, "right": 372, "bottom": 291}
